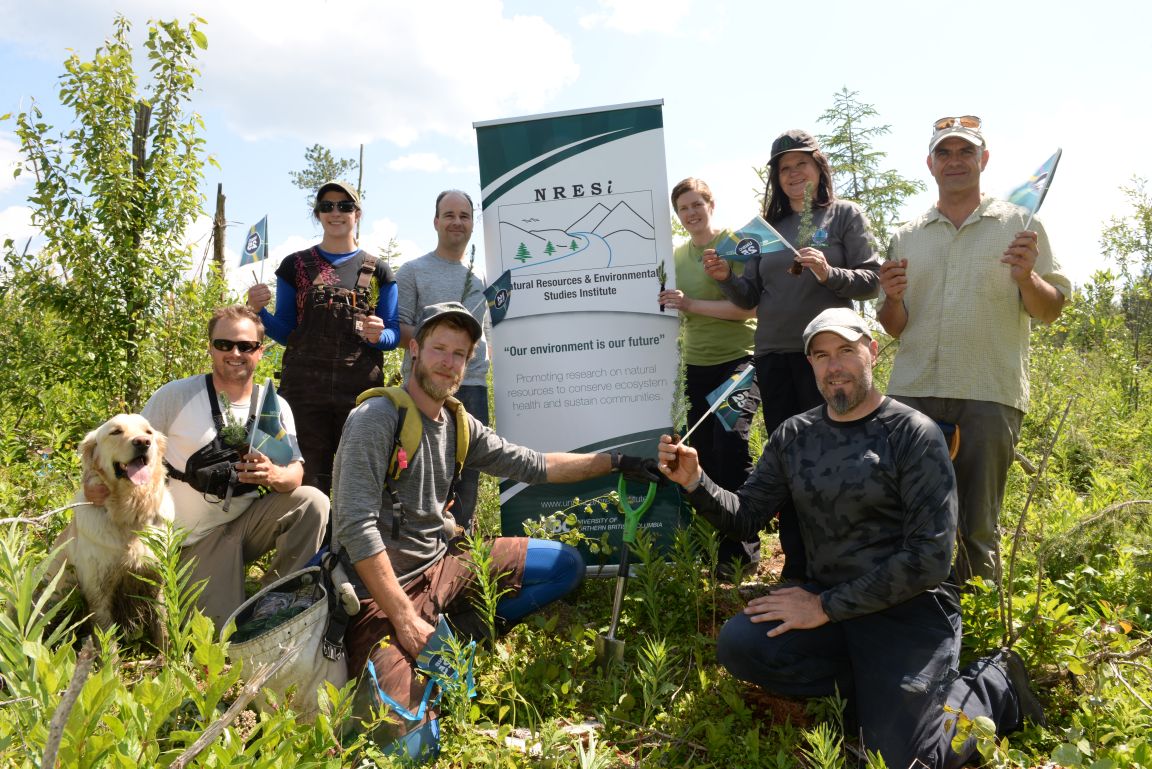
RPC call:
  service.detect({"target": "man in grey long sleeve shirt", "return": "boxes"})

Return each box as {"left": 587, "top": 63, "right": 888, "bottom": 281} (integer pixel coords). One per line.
{"left": 333, "top": 301, "right": 660, "bottom": 761}
{"left": 657, "top": 307, "right": 1044, "bottom": 769}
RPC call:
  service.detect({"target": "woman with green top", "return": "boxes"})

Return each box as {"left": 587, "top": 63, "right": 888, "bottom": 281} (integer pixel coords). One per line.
{"left": 659, "top": 177, "right": 761, "bottom": 571}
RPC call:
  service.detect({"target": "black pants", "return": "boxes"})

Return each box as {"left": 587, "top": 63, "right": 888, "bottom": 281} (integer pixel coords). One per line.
{"left": 753, "top": 352, "right": 822, "bottom": 580}
{"left": 685, "top": 358, "right": 761, "bottom": 568}
{"left": 717, "top": 588, "right": 1020, "bottom": 768}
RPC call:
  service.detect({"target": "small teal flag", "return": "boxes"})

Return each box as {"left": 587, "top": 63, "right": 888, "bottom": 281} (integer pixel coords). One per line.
{"left": 704, "top": 364, "right": 756, "bottom": 432}
{"left": 248, "top": 378, "right": 293, "bottom": 465}
{"left": 1007, "top": 149, "right": 1061, "bottom": 226}
{"left": 240, "top": 216, "right": 268, "bottom": 266}
{"left": 483, "top": 269, "right": 513, "bottom": 326}
{"left": 715, "top": 215, "right": 794, "bottom": 262}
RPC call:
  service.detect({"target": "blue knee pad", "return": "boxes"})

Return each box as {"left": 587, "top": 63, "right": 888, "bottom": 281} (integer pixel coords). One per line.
{"left": 496, "top": 539, "right": 584, "bottom": 622}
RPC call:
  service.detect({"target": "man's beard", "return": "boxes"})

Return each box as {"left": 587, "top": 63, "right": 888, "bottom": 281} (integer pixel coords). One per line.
{"left": 821, "top": 367, "right": 872, "bottom": 416}
{"left": 414, "top": 359, "right": 461, "bottom": 401}
{"left": 213, "top": 359, "right": 253, "bottom": 385}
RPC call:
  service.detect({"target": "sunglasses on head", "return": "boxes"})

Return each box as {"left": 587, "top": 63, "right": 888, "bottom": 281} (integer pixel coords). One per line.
{"left": 933, "top": 115, "right": 982, "bottom": 132}
{"left": 212, "top": 339, "right": 263, "bottom": 354}
{"left": 316, "top": 200, "right": 358, "bottom": 214}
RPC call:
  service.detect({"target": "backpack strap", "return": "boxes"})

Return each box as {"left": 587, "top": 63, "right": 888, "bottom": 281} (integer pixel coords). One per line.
{"left": 166, "top": 375, "right": 231, "bottom": 484}
{"left": 204, "top": 373, "right": 225, "bottom": 430}
{"left": 355, "top": 386, "right": 418, "bottom": 539}
{"left": 304, "top": 247, "right": 326, "bottom": 286}
{"left": 356, "top": 253, "right": 377, "bottom": 291}
{"left": 441, "top": 396, "right": 470, "bottom": 494}
{"left": 356, "top": 387, "right": 423, "bottom": 479}
{"left": 385, "top": 404, "right": 408, "bottom": 539}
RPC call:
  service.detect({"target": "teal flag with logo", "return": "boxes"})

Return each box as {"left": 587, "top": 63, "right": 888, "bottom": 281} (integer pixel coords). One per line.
{"left": 1007, "top": 149, "right": 1061, "bottom": 226}
{"left": 483, "top": 270, "right": 513, "bottom": 326}
{"left": 715, "top": 215, "right": 793, "bottom": 262}
{"left": 248, "top": 378, "right": 293, "bottom": 465}
{"left": 240, "top": 216, "right": 268, "bottom": 266}
{"left": 704, "top": 364, "right": 756, "bottom": 431}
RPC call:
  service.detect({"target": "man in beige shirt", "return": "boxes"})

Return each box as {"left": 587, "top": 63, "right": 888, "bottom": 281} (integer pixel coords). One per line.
{"left": 878, "top": 115, "right": 1070, "bottom": 582}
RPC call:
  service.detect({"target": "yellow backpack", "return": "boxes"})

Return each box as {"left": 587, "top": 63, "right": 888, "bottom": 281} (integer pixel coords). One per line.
{"left": 355, "top": 385, "right": 470, "bottom": 492}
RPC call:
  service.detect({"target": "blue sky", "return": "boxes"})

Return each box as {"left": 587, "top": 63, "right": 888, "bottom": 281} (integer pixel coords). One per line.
{"left": 2, "top": 0, "right": 1147, "bottom": 292}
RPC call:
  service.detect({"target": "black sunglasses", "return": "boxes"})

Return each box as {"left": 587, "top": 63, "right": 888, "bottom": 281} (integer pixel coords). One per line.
{"left": 316, "top": 200, "right": 358, "bottom": 214}
{"left": 212, "top": 339, "right": 263, "bottom": 354}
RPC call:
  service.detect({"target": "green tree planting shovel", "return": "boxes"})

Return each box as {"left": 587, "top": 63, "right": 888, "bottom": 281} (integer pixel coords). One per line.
{"left": 595, "top": 474, "right": 658, "bottom": 670}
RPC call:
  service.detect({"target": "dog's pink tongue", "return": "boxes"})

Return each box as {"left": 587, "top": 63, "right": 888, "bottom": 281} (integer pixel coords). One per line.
{"left": 124, "top": 456, "right": 152, "bottom": 486}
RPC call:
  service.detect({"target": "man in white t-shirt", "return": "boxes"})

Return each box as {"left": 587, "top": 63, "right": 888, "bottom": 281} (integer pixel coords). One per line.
{"left": 91, "top": 306, "right": 328, "bottom": 627}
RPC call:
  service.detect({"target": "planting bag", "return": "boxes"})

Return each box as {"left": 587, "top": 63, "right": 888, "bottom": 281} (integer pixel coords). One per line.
{"left": 224, "top": 565, "right": 350, "bottom": 720}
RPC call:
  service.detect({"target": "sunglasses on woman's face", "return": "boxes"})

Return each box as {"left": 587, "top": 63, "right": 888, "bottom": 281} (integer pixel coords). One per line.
{"left": 316, "top": 200, "right": 358, "bottom": 214}
{"left": 212, "top": 339, "right": 263, "bottom": 354}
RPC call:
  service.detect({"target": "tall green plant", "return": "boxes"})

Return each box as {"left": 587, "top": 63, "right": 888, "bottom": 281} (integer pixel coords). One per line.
{"left": 1101, "top": 177, "right": 1152, "bottom": 409}
{"left": 7, "top": 15, "right": 210, "bottom": 411}
{"left": 289, "top": 144, "right": 361, "bottom": 209}
{"left": 815, "top": 88, "right": 924, "bottom": 247}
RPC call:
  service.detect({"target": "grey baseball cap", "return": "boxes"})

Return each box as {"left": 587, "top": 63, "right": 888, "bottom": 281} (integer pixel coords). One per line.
{"left": 803, "top": 307, "right": 873, "bottom": 354}
{"left": 415, "top": 301, "right": 482, "bottom": 342}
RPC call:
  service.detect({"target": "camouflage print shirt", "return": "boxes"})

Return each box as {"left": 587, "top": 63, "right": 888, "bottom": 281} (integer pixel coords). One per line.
{"left": 687, "top": 397, "right": 958, "bottom": 622}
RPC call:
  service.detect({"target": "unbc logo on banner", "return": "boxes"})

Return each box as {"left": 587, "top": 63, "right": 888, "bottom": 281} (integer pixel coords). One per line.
{"left": 245, "top": 232, "right": 262, "bottom": 257}
{"left": 735, "top": 238, "right": 760, "bottom": 258}
{"left": 492, "top": 289, "right": 509, "bottom": 310}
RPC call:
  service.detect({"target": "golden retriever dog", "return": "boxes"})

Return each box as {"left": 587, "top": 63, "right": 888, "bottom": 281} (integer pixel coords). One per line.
{"left": 49, "top": 414, "right": 175, "bottom": 642}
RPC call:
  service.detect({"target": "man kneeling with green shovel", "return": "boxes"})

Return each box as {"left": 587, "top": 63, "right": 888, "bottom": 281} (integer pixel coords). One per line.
{"left": 332, "top": 302, "right": 661, "bottom": 762}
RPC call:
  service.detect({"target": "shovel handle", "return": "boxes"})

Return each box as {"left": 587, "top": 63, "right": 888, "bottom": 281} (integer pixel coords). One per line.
{"left": 617, "top": 474, "right": 657, "bottom": 544}
{"left": 606, "top": 544, "right": 629, "bottom": 638}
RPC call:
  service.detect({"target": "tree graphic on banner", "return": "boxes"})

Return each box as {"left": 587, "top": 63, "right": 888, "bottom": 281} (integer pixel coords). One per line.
{"left": 515, "top": 242, "right": 532, "bottom": 263}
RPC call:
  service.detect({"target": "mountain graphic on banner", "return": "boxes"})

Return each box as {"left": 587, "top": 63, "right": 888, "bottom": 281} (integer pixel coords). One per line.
{"left": 566, "top": 201, "right": 654, "bottom": 237}
{"left": 498, "top": 193, "right": 658, "bottom": 276}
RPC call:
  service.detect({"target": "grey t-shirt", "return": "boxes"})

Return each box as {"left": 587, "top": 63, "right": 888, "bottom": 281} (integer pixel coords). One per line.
{"left": 688, "top": 397, "right": 958, "bottom": 622}
{"left": 396, "top": 251, "right": 490, "bottom": 386}
{"left": 332, "top": 393, "right": 547, "bottom": 582}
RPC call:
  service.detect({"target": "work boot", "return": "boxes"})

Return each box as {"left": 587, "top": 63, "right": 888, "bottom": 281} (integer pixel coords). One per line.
{"left": 997, "top": 648, "right": 1047, "bottom": 727}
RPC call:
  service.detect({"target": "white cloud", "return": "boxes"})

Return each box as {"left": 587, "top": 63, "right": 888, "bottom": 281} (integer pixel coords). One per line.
{"left": 579, "top": 0, "right": 693, "bottom": 35}
{"left": 388, "top": 153, "right": 448, "bottom": 173}
{"left": 203, "top": 1, "right": 579, "bottom": 148}
{"left": 386, "top": 152, "right": 479, "bottom": 175}
{"left": 0, "top": 1, "right": 580, "bottom": 150}
{"left": 0, "top": 204, "right": 36, "bottom": 247}
{"left": 360, "top": 217, "right": 402, "bottom": 256}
